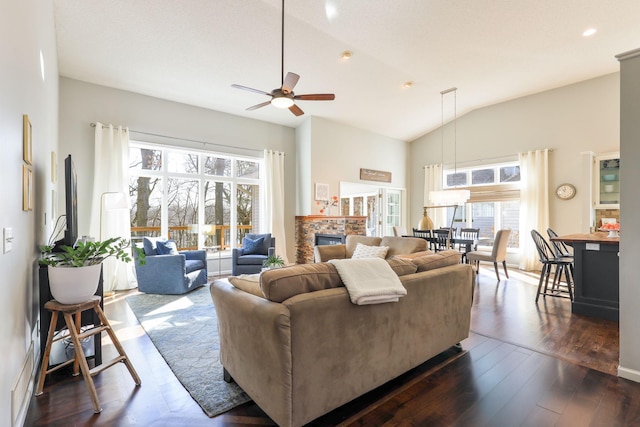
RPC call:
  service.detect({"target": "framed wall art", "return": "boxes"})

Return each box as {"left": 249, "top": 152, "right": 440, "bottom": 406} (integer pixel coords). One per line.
{"left": 315, "top": 183, "right": 329, "bottom": 201}
{"left": 360, "top": 168, "right": 391, "bottom": 183}
{"left": 23, "top": 114, "right": 32, "bottom": 165}
{"left": 23, "top": 165, "right": 33, "bottom": 211}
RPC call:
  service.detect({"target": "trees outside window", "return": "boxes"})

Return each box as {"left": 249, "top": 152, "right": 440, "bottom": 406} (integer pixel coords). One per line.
{"left": 129, "top": 143, "right": 262, "bottom": 251}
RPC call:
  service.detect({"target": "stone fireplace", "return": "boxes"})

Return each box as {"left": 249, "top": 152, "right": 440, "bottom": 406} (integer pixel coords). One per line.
{"left": 295, "top": 215, "right": 366, "bottom": 264}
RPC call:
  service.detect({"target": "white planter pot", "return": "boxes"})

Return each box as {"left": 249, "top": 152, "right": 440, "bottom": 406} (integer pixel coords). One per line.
{"left": 48, "top": 264, "right": 102, "bottom": 304}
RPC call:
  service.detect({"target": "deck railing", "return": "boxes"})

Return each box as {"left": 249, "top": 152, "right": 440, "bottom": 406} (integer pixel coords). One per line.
{"left": 131, "top": 225, "right": 254, "bottom": 251}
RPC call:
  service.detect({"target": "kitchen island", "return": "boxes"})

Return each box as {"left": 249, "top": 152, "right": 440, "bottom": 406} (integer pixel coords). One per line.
{"left": 551, "top": 232, "right": 619, "bottom": 321}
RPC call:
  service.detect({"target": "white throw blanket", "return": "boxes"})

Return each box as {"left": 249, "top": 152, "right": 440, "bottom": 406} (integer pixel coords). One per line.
{"left": 328, "top": 258, "right": 407, "bottom": 305}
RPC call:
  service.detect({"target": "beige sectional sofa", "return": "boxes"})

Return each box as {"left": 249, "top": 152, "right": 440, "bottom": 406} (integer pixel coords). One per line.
{"left": 209, "top": 250, "right": 474, "bottom": 427}
{"left": 313, "top": 234, "right": 428, "bottom": 262}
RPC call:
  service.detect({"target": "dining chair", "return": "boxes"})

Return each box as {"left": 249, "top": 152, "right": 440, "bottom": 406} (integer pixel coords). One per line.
{"left": 393, "top": 226, "right": 409, "bottom": 237}
{"left": 458, "top": 228, "right": 480, "bottom": 263}
{"left": 432, "top": 229, "right": 452, "bottom": 252}
{"left": 531, "top": 229, "right": 573, "bottom": 302}
{"left": 412, "top": 228, "right": 433, "bottom": 250}
{"left": 466, "top": 229, "right": 511, "bottom": 281}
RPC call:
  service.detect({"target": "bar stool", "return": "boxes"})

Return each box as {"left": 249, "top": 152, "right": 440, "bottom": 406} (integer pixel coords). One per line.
{"left": 35, "top": 295, "right": 140, "bottom": 413}
{"left": 531, "top": 230, "right": 574, "bottom": 302}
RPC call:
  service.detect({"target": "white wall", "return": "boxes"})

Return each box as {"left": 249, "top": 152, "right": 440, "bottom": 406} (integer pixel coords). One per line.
{"left": 409, "top": 73, "right": 620, "bottom": 235}
{"left": 1, "top": 1, "right": 59, "bottom": 425}
{"left": 298, "top": 116, "right": 408, "bottom": 215}
{"left": 58, "top": 78, "right": 297, "bottom": 261}
{"left": 618, "top": 48, "right": 640, "bottom": 382}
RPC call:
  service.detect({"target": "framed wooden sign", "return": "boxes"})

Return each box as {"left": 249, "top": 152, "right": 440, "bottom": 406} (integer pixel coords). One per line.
{"left": 360, "top": 168, "right": 391, "bottom": 183}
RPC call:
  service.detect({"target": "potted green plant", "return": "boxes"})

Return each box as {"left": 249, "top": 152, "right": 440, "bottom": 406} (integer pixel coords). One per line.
{"left": 39, "top": 237, "right": 145, "bottom": 304}
{"left": 263, "top": 254, "right": 285, "bottom": 270}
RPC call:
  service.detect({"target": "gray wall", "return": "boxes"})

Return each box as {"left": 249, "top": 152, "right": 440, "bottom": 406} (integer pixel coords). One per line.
{"left": 1, "top": 1, "right": 59, "bottom": 425}
{"left": 618, "top": 48, "right": 640, "bottom": 382}
{"left": 58, "top": 77, "right": 297, "bottom": 261}
{"left": 409, "top": 73, "right": 620, "bottom": 236}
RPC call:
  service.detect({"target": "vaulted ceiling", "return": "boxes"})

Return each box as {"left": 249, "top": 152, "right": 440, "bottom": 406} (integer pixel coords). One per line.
{"left": 53, "top": 0, "right": 640, "bottom": 141}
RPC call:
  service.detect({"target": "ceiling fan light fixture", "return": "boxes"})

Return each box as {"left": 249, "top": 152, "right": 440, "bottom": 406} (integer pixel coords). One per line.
{"left": 271, "top": 96, "right": 294, "bottom": 109}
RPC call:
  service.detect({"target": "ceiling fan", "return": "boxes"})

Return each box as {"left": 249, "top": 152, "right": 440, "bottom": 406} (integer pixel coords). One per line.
{"left": 231, "top": 0, "right": 335, "bottom": 116}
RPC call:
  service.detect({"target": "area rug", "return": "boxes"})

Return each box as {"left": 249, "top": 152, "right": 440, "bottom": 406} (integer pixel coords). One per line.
{"left": 125, "top": 285, "right": 251, "bottom": 417}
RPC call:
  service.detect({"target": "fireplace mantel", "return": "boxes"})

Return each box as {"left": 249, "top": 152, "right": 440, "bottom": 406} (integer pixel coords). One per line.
{"left": 295, "top": 215, "right": 367, "bottom": 264}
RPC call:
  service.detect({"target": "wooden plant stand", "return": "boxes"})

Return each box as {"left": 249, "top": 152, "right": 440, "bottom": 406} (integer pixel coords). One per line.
{"left": 35, "top": 295, "right": 141, "bottom": 413}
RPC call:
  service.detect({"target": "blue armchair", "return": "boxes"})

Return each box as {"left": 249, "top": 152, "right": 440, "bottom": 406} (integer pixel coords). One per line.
{"left": 134, "top": 237, "right": 208, "bottom": 294}
{"left": 232, "top": 233, "right": 276, "bottom": 276}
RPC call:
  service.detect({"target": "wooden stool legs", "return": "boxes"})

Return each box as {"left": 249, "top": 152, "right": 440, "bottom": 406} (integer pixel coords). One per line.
{"left": 35, "top": 296, "right": 140, "bottom": 414}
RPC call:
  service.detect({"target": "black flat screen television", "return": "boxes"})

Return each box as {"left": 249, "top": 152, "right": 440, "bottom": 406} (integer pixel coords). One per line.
{"left": 55, "top": 154, "right": 78, "bottom": 248}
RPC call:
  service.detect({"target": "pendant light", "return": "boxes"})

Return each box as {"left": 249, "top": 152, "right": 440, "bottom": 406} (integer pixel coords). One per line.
{"left": 429, "top": 87, "right": 470, "bottom": 206}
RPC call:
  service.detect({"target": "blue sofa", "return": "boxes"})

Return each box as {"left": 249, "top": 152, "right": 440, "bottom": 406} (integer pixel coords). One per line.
{"left": 134, "top": 237, "right": 208, "bottom": 294}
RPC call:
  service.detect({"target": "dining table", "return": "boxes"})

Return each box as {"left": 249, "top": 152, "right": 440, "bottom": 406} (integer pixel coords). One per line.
{"left": 408, "top": 231, "right": 479, "bottom": 262}
{"left": 550, "top": 231, "right": 619, "bottom": 321}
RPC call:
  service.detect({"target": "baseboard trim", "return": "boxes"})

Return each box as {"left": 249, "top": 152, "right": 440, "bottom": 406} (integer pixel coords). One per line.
{"left": 11, "top": 341, "right": 35, "bottom": 427}
{"left": 618, "top": 365, "right": 640, "bottom": 383}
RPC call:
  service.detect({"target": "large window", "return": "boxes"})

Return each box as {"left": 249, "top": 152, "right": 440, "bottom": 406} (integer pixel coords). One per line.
{"left": 129, "top": 142, "right": 262, "bottom": 251}
{"left": 443, "top": 162, "right": 520, "bottom": 248}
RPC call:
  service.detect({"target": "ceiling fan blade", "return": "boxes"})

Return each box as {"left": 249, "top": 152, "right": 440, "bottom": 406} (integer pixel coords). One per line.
{"left": 294, "top": 93, "right": 336, "bottom": 101}
{"left": 289, "top": 104, "right": 304, "bottom": 116}
{"left": 246, "top": 100, "right": 272, "bottom": 111}
{"left": 282, "top": 72, "right": 300, "bottom": 94}
{"left": 231, "top": 84, "right": 271, "bottom": 97}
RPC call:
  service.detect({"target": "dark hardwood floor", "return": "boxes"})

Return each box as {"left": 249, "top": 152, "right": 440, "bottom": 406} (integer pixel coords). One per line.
{"left": 25, "top": 268, "right": 636, "bottom": 426}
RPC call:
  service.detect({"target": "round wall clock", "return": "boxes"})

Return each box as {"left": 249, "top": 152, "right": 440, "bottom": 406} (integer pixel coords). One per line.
{"left": 556, "top": 183, "right": 576, "bottom": 200}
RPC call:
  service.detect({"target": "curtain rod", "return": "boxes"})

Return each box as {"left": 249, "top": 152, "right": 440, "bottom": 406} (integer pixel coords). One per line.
{"left": 90, "top": 122, "right": 263, "bottom": 154}
{"left": 423, "top": 149, "right": 553, "bottom": 169}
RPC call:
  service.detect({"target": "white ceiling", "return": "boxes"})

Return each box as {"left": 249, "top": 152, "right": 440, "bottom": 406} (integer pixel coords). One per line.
{"left": 53, "top": 0, "right": 640, "bottom": 141}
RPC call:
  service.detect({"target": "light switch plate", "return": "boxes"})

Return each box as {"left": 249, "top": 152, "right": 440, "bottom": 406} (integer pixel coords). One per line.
{"left": 3, "top": 227, "right": 13, "bottom": 253}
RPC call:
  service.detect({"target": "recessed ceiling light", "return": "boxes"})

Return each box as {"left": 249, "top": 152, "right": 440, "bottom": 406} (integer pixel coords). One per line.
{"left": 403, "top": 81, "right": 414, "bottom": 89}
{"left": 583, "top": 28, "right": 597, "bottom": 37}
{"left": 341, "top": 51, "right": 352, "bottom": 61}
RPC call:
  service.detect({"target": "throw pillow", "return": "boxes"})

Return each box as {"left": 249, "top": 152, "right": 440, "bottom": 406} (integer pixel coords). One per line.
{"left": 229, "top": 274, "right": 264, "bottom": 298}
{"left": 245, "top": 233, "right": 272, "bottom": 255}
{"left": 243, "top": 236, "right": 266, "bottom": 255}
{"left": 351, "top": 243, "right": 389, "bottom": 259}
{"left": 142, "top": 237, "right": 167, "bottom": 255}
{"left": 156, "top": 239, "right": 179, "bottom": 255}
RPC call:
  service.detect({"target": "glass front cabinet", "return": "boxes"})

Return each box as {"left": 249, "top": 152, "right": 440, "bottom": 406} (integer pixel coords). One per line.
{"left": 594, "top": 152, "right": 620, "bottom": 208}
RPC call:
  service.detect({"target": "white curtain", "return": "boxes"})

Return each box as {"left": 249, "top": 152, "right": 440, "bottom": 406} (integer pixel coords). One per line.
{"left": 264, "top": 150, "right": 289, "bottom": 264}
{"left": 424, "top": 164, "right": 445, "bottom": 228}
{"left": 519, "top": 149, "right": 550, "bottom": 271}
{"left": 89, "top": 123, "right": 136, "bottom": 291}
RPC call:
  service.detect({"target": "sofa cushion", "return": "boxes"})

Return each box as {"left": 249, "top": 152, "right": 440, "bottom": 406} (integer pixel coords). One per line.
{"left": 229, "top": 274, "right": 264, "bottom": 298}
{"left": 243, "top": 236, "right": 266, "bottom": 255}
{"left": 185, "top": 259, "right": 205, "bottom": 274}
{"left": 237, "top": 254, "right": 268, "bottom": 265}
{"left": 245, "top": 233, "right": 272, "bottom": 255}
{"left": 386, "top": 257, "right": 418, "bottom": 276}
{"left": 352, "top": 243, "right": 389, "bottom": 259}
{"left": 380, "top": 236, "right": 428, "bottom": 258}
{"left": 410, "top": 250, "right": 461, "bottom": 272}
{"left": 393, "top": 250, "right": 435, "bottom": 260}
{"left": 156, "top": 239, "right": 178, "bottom": 255}
{"left": 260, "top": 263, "right": 343, "bottom": 302}
{"left": 345, "top": 235, "right": 382, "bottom": 258}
